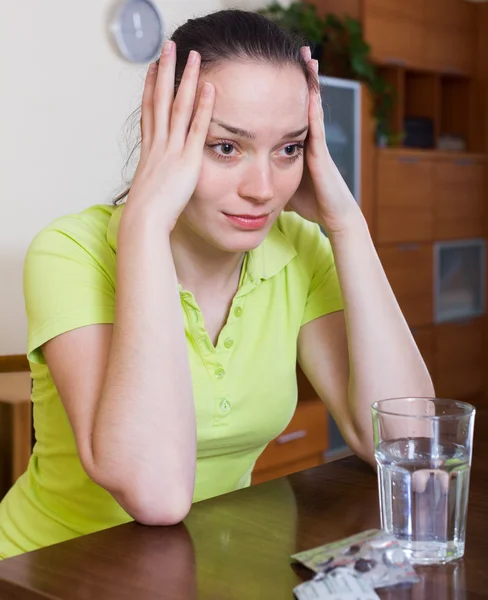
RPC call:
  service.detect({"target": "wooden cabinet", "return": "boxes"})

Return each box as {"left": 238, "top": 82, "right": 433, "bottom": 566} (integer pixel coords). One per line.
{"left": 0, "top": 373, "right": 32, "bottom": 500}
{"left": 377, "top": 244, "right": 433, "bottom": 327}
{"left": 374, "top": 151, "right": 486, "bottom": 245}
{"left": 252, "top": 454, "right": 325, "bottom": 485}
{"left": 363, "top": 0, "right": 424, "bottom": 67}
{"left": 423, "top": 0, "right": 476, "bottom": 31}
{"left": 424, "top": 30, "right": 475, "bottom": 76}
{"left": 362, "top": 0, "right": 476, "bottom": 74}
{"left": 433, "top": 159, "right": 486, "bottom": 240}
{"left": 375, "top": 153, "right": 433, "bottom": 244}
{"left": 411, "top": 327, "right": 435, "bottom": 376}
{"left": 433, "top": 319, "right": 484, "bottom": 399}
{"left": 366, "top": 0, "right": 424, "bottom": 20}
{"left": 423, "top": 0, "right": 476, "bottom": 75}
{"left": 412, "top": 321, "right": 485, "bottom": 402}
{"left": 252, "top": 397, "right": 327, "bottom": 485}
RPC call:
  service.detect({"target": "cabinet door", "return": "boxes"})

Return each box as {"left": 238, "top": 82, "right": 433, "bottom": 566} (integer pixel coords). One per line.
{"left": 363, "top": 10, "right": 424, "bottom": 67}
{"left": 366, "top": 0, "right": 424, "bottom": 21}
{"left": 376, "top": 154, "right": 434, "bottom": 244}
{"left": 434, "top": 240, "right": 486, "bottom": 323}
{"left": 433, "top": 159, "right": 485, "bottom": 240}
{"left": 424, "top": 29, "right": 475, "bottom": 76}
{"left": 378, "top": 244, "right": 433, "bottom": 327}
{"left": 434, "top": 319, "right": 484, "bottom": 399}
{"left": 410, "top": 327, "right": 435, "bottom": 375}
{"left": 424, "top": 0, "right": 476, "bottom": 31}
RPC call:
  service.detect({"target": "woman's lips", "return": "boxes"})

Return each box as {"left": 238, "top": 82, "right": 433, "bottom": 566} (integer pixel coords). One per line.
{"left": 223, "top": 213, "right": 269, "bottom": 230}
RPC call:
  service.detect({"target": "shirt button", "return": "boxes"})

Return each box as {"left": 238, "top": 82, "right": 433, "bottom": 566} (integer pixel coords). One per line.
{"left": 220, "top": 399, "right": 231, "bottom": 413}
{"left": 214, "top": 367, "right": 225, "bottom": 380}
{"left": 234, "top": 306, "right": 243, "bottom": 318}
{"left": 224, "top": 338, "right": 234, "bottom": 349}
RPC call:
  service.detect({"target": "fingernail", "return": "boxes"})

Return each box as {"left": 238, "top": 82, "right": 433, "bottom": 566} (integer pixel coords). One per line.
{"left": 162, "top": 40, "right": 173, "bottom": 55}
{"left": 188, "top": 50, "right": 198, "bottom": 65}
{"left": 202, "top": 82, "right": 212, "bottom": 97}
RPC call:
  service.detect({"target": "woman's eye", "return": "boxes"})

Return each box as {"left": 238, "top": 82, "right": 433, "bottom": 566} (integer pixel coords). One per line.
{"left": 206, "top": 141, "right": 304, "bottom": 163}
{"left": 281, "top": 144, "right": 304, "bottom": 160}
{"left": 205, "top": 142, "right": 238, "bottom": 162}
{"left": 216, "top": 143, "right": 235, "bottom": 155}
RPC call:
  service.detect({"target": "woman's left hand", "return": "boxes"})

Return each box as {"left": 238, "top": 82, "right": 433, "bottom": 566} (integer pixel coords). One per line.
{"left": 286, "top": 47, "right": 363, "bottom": 236}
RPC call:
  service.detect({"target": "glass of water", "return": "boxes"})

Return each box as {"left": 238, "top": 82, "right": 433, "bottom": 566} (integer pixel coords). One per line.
{"left": 371, "top": 397, "right": 475, "bottom": 565}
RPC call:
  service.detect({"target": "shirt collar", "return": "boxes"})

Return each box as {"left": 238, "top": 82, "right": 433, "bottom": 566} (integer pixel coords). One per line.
{"left": 107, "top": 205, "right": 297, "bottom": 282}
{"left": 246, "top": 220, "right": 297, "bottom": 283}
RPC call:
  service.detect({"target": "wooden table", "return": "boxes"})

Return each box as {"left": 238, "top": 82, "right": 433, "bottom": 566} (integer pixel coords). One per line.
{"left": 0, "top": 410, "right": 487, "bottom": 599}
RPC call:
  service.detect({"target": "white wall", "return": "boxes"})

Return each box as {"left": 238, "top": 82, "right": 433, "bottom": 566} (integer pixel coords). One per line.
{"left": 0, "top": 0, "right": 280, "bottom": 356}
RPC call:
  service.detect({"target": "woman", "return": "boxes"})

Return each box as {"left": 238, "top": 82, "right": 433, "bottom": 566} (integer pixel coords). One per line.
{"left": 0, "top": 9, "right": 433, "bottom": 559}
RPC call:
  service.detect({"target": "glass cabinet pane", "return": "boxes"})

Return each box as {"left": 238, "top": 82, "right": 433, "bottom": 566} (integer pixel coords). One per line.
{"left": 318, "top": 76, "right": 361, "bottom": 458}
{"left": 319, "top": 76, "right": 360, "bottom": 204}
{"left": 434, "top": 239, "right": 486, "bottom": 323}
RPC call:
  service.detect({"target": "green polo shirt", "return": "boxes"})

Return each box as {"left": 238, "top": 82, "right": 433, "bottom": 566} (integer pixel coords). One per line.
{"left": 0, "top": 204, "right": 343, "bottom": 559}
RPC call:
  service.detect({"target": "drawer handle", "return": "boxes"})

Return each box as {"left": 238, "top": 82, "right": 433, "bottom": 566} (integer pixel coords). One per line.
{"left": 385, "top": 58, "right": 406, "bottom": 67}
{"left": 452, "top": 318, "right": 474, "bottom": 327}
{"left": 276, "top": 430, "right": 307, "bottom": 444}
{"left": 442, "top": 67, "right": 462, "bottom": 76}
{"left": 397, "top": 243, "right": 421, "bottom": 251}
{"left": 398, "top": 157, "right": 420, "bottom": 164}
{"left": 454, "top": 159, "right": 475, "bottom": 166}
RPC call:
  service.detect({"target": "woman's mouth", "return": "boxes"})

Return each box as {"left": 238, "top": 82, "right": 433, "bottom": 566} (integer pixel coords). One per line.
{"left": 223, "top": 212, "right": 269, "bottom": 230}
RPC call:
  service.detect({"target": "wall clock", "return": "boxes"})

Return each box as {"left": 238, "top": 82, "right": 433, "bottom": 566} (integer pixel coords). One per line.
{"left": 109, "top": 0, "right": 164, "bottom": 63}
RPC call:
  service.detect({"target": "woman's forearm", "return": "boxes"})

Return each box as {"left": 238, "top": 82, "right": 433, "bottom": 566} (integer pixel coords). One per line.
{"left": 328, "top": 210, "right": 435, "bottom": 459}
{"left": 92, "top": 208, "right": 196, "bottom": 524}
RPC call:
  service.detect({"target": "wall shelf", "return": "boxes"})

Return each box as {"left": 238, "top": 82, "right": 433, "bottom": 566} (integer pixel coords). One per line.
{"left": 377, "top": 66, "right": 483, "bottom": 153}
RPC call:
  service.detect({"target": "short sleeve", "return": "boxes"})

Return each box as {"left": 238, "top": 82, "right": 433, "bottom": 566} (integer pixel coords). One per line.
{"left": 24, "top": 217, "right": 116, "bottom": 364}
{"left": 300, "top": 228, "right": 343, "bottom": 327}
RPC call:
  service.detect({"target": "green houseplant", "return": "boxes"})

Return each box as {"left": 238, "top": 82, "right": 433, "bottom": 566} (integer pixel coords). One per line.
{"left": 258, "top": 2, "right": 398, "bottom": 144}
{"left": 257, "top": 1, "right": 326, "bottom": 59}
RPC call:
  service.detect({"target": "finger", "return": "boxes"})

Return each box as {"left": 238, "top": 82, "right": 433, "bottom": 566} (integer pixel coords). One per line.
{"left": 168, "top": 50, "right": 202, "bottom": 149}
{"left": 307, "top": 67, "right": 326, "bottom": 154}
{"left": 153, "top": 40, "right": 176, "bottom": 144}
{"left": 301, "top": 46, "right": 312, "bottom": 62}
{"left": 140, "top": 62, "right": 158, "bottom": 156}
{"left": 412, "top": 469, "right": 450, "bottom": 494}
{"left": 307, "top": 101, "right": 327, "bottom": 159}
{"left": 185, "top": 82, "right": 215, "bottom": 155}
{"left": 310, "top": 59, "right": 324, "bottom": 125}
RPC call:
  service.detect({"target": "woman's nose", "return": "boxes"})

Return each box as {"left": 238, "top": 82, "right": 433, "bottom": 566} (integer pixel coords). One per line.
{"left": 238, "top": 162, "right": 274, "bottom": 204}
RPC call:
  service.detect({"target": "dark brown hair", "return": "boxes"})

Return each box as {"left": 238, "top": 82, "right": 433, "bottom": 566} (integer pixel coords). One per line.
{"left": 113, "top": 9, "right": 316, "bottom": 204}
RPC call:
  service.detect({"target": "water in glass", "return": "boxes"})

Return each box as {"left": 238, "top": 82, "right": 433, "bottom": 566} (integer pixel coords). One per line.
{"left": 376, "top": 437, "right": 470, "bottom": 565}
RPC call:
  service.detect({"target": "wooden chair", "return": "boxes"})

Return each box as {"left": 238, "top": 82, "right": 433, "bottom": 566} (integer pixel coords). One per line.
{"left": 0, "top": 372, "right": 32, "bottom": 500}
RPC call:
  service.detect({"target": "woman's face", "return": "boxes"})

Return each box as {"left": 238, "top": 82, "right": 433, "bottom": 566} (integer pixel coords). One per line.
{"left": 177, "top": 60, "right": 310, "bottom": 253}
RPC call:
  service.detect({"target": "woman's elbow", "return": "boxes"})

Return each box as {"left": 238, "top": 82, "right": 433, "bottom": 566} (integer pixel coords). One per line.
{"left": 345, "top": 425, "right": 375, "bottom": 468}
{"left": 117, "top": 484, "right": 193, "bottom": 526}
{"left": 131, "top": 497, "right": 192, "bottom": 527}
{"left": 85, "top": 461, "right": 193, "bottom": 527}
{"left": 347, "top": 436, "right": 375, "bottom": 468}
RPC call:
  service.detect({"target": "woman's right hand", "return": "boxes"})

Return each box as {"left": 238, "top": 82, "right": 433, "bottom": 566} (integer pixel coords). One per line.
{"left": 124, "top": 41, "right": 215, "bottom": 232}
